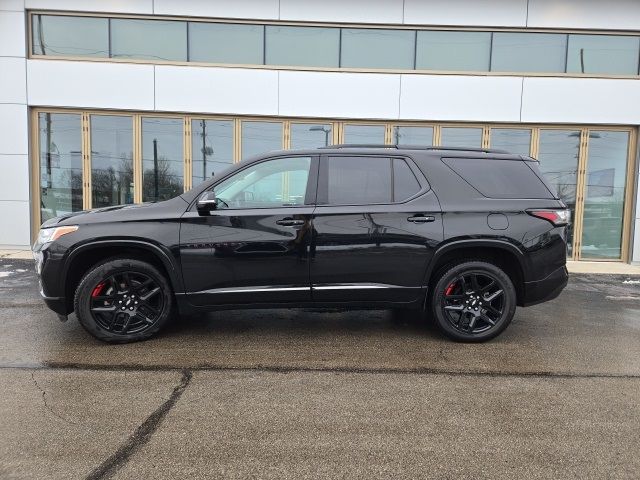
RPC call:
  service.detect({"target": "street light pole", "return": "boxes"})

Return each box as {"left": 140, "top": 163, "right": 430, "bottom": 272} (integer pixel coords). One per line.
{"left": 201, "top": 120, "right": 207, "bottom": 182}
{"left": 153, "top": 138, "right": 159, "bottom": 201}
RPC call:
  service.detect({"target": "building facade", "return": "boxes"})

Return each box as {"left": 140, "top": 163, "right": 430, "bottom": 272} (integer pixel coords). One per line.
{"left": 1, "top": 0, "right": 639, "bottom": 263}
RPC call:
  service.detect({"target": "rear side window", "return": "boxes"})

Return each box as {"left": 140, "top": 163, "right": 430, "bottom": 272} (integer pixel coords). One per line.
{"left": 320, "top": 156, "right": 423, "bottom": 205}
{"left": 442, "top": 157, "right": 554, "bottom": 199}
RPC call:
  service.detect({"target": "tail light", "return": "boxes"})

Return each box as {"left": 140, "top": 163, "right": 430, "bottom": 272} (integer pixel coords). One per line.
{"left": 526, "top": 209, "right": 571, "bottom": 226}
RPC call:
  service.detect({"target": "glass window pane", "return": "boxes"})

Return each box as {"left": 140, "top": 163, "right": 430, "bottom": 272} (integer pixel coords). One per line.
{"left": 291, "top": 123, "right": 332, "bottom": 149}
{"left": 393, "top": 158, "right": 420, "bottom": 202}
{"left": 491, "top": 33, "right": 566, "bottom": 73}
{"left": 215, "top": 157, "right": 311, "bottom": 209}
{"left": 111, "top": 19, "right": 187, "bottom": 61}
{"left": 341, "top": 28, "right": 415, "bottom": 69}
{"left": 490, "top": 129, "right": 531, "bottom": 156}
{"left": 416, "top": 31, "right": 491, "bottom": 71}
{"left": 90, "top": 116, "right": 134, "bottom": 208}
{"left": 189, "top": 23, "right": 264, "bottom": 64}
{"left": 392, "top": 126, "right": 433, "bottom": 146}
{"left": 266, "top": 26, "right": 339, "bottom": 67}
{"left": 441, "top": 127, "right": 483, "bottom": 147}
{"left": 241, "top": 121, "right": 283, "bottom": 159}
{"left": 191, "top": 120, "right": 234, "bottom": 187}
{"left": 567, "top": 35, "right": 640, "bottom": 75}
{"left": 343, "top": 125, "right": 386, "bottom": 144}
{"left": 142, "top": 118, "right": 184, "bottom": 202}
{"left": 537, "top": 130, "right": 581, "bottom": 256}
{"left": 327, "top": 156, "right": 391, "bottom": 205}
{"left": 581, "top": 131, "right": 630, "bottom": 259}
{"left": 32, "top": 14, "right": 108, "bottom": 58}
{"left": 39, "top": 113, "right": 83, "bottom": 222}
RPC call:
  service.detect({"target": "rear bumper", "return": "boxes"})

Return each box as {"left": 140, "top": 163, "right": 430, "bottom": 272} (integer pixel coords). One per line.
{"left": 522, "top": 265, "right": 568, "bottom": 307}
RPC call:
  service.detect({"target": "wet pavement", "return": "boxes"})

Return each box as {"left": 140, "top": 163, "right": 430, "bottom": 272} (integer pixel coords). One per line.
{"left": 1, "top": 258, "right": 639, "bottom": 479}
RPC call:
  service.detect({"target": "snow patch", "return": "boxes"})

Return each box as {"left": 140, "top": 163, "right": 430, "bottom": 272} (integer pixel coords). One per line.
{"left": 0, "top": 271, "right": 13, "bottom": 278}
{"left": 622, "top": 279, "right": 640, "bottom": 285}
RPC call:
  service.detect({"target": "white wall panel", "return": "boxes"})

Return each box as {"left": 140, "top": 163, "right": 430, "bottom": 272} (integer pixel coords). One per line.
{"left": 0, "top": 154, "right": 29, "bottom": 202}
{"left": 521, "top": 78, "right": 640, "bottom": 124}
{"left": 280, "top": 0, "right": 403, "bottom": 24}
{"left": 0, "top": 0, "right": 24, "bottom": 11}
{"left": 279, "top": 71, "right": 400, "bottom": 120}
{"left": 27, "top": 60, "right": 155, "bottom": 111}
{"left": 0, "top": 104, "right": 27, "bottom": 155}
{"left": 0, "top": 201, "right": 30, "bottom": 246}
{"left": 404, "top": 0, "right": 527, "bottom": 27}
{"left": 634, "top": 219, "right": 640, "bottom": 263}
{"left": 154, "top": 0, "right": 279, "bottom": 20}
{"left": 0, "top": 10, "right": 25, "bottom": 57}
{"left": 0, "top": 57, "right": 26, "bottom": 104}
{"left": 25, "top": 0, "right": 152, "bottom": 14}
{"left": 400, "top": 75, "right": 522, "bottom": 122}
{"left": 155, "top": 66, "right": 278, "bottom": 115}
{"left": 528, "top": 0, "right": 640, "bottom": 30}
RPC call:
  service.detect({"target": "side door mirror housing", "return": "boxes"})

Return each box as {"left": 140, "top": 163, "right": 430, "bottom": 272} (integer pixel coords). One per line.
{"left": 197, "top": 191, "right": 217, "bottom": 216}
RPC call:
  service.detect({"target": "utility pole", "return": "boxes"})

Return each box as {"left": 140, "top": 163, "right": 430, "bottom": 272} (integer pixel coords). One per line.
{"left": 201, "top": 120, "right": 207, "bottom": 182}
{"left": 153, "top": 138, "right": 159, "bottom": 201}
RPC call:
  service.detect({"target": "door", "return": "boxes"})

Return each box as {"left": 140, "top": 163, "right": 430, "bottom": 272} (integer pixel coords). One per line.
{"left": 180, "top": 155, "right": 318, "bottom": 306}
{"left": 310, "top": 155, "right": 443, "bottom": 303}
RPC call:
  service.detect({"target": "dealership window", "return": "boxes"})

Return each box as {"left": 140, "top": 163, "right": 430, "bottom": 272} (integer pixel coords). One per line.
{"left": 266, "top": 26, "right": 339, "bottom": 68}
{"left": 567, "top": 35, "right": 640, "bottom": 75}
{"left": 291, "top": 123, "right": 333, "bottom": 149}
{"left": 191, "top": 120, "right": 234, "bottom": 186}
{"left": 343, "top": 124, "right": 386, "bottom": 144}
{"left": 415, "top": 31, "right": 491, "bottom": 72}
{"left": 189, "top": 23, "right": 264, "bottom": 64}
{"left": 340, "top": 29, "right": 415, "bottom": 69}
{"left": 32, "top": 15, "right": 108, "bottom": 57}
{"left": 491, "top": 33, "right": 567, "bottom": 73}
{"left": 581, "top": 131, "right": 629, "bottom": 259}
{"left": 241, "top": 121, "right": 283, "bottom": 160}
{"left": 142, "top": 118, "right": 184, "bottom": 202}
{"left": 111, "top": 19, "right": 187, "bottom": 61}
{"left": 490, "top": 129, "right": 532, "bottom": 156}
{"left": 392, "top": 126, "right": 433, "bottom": 146}
{"left": 38, "top": 113, "right": 83, "bottom": 222}
{"left": 90, "top": 115, "right": 134, "bottom": 208}
{"left": 441, "top": 127, "right": 483, "bottom": 148}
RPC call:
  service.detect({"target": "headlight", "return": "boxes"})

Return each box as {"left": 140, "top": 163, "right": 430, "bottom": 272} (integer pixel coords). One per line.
{"left": 35, "top": 225, "right": 79, "bottom": 245}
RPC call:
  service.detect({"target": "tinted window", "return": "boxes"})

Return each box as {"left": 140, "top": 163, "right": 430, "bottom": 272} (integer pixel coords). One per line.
{"left": 567, "top": 34, "right": 640, "bottom": 75}
{"left": 341, "top": 29, "right": 415, "bottom": 69}
{"left": 443, "top": 157, "right": 553, "bottom": 199}
{"left": 393, "top": 158, "right": 421, "bottom": 201}
{"left": 111, "top": 19, "right": 187, "bottom": 61}
{"left": 416, "top": 31, "right": 491, "bottom": 71}
{"left": 189, "top": 23, "right": 264, "bottom": 64}
{"left": 266, "top": 26, "right": 339, "bottom": 67}
{"left": 491, "top": 33, "right": 566, "bottom": 73}
{"left": 32, "top": 15, "right": 109, "bottom": 57}
{"left": 326, "top": 156, "right": 391, "bottom": 205}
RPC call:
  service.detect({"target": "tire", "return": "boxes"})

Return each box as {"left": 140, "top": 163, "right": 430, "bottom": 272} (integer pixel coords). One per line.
{"left": 430, "top": 260, "right": 516, "bottom": 342}
{"left": 74, "top": 258, "right": 174, "bottom": 343}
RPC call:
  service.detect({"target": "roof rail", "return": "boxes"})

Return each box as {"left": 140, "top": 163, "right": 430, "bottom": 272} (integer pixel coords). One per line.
{"left": 319, "top": 144, "right": 509, "bottom": 154}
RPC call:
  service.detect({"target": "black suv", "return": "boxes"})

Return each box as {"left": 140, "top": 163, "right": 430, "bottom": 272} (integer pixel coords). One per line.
{"left": 33, "top": 145, "right": 569, "bottom": 343}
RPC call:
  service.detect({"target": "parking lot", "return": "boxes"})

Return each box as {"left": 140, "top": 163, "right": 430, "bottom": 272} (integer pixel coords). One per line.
{"left": 1, "top": 257, "right": 639, "bottom": 479}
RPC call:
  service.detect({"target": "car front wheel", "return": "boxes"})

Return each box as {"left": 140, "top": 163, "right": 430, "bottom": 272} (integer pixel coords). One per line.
{"left": 74, "top": 258, "right": 173, "bottom": 343}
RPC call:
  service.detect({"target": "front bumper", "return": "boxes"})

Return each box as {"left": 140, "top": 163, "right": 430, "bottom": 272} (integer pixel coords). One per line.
{"left": 522, "top": 265, "right": 568, "bottom": 307}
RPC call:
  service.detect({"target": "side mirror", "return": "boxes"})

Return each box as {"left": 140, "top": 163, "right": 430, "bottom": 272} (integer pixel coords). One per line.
{"left": 197, "top": 191, "right": 217, "bottom": 216}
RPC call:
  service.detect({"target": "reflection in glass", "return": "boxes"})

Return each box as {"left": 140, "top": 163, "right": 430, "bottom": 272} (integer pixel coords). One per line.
{"left": 392, "top": 126, "right": 433, "bottom": 146}
{"left": 189, "top": 23, "right": 264, "bottom": 64}
{"left": 266, "top": 26, "right": 339, "bottom": 67}
{"left": 581, "top": 131, "right": 629, "bottom": 259}
{"left": 416, "top": 31, "right": 491, "bottom": 71}
{"left": 241, "top": 122, "right": 283, "bottom": 159}
{"left": 39, "top": 113, "right": 83, "bottom": 222}
{"left": 341, "top": 29, "right": 415, "bottom": 69}
{"left": 142, "top": 118, "right": 184, "bottom": 202}
{"left": 537, "top": 130, "right": 581, "bottom": 256}
{"left": 490, "top": 129, "right": 531, "bottom": 156}
{"left": 90, "top": 116, "right": 133, "bottom": 208}
{"left": 191, "top": 120, "right": 234, "bottom": 187}
{"left": 491, "top": 33, "right": 567, "bottom": 73}
{"left": 441, "top": 127, "right": 483, "bottom": 147}
{"left": 32, "top": 15, "right": 109, "bottom": 57}
{"left": 344, "top": 125, "right": 386, "bottom": 144}
{"left": 567, "top": 35, "right": 640, "bottom": 75}
{"left": 111, "top": 19, "right": 187, "bottom": 61}
{"left": 291, "top": 124, "right": 332, "bottom": 149}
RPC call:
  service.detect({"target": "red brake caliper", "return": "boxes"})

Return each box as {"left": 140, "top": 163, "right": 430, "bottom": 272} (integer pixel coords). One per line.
{"left": 91, "top": 282, "right": 106, "bottom": 298}
{"left": 445, "top": 282, "right": 456, "bottom": 296}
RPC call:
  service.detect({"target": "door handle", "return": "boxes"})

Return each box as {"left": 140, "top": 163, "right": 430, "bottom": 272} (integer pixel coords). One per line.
{"left": 276, "top": 218, "right": 305, "bottom": 227}
{"left": 407, "top": 215, "right": 436, "bottom": 223}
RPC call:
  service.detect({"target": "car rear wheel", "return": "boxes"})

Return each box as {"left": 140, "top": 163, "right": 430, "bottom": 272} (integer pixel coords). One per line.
{"left": 431, "top": 260, "right": 516, "bottom": 342}
{"left": 74, "top": 258, "right": 173, "bottom": 343}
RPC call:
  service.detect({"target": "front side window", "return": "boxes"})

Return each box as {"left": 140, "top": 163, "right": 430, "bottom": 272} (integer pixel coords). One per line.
{"left": 214, "top": 157, "right": 312, "bottom": 209}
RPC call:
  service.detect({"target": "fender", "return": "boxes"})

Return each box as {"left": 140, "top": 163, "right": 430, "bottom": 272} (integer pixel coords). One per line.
{"left": 62, "top": 239, "right": 184, "bottom": 294}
